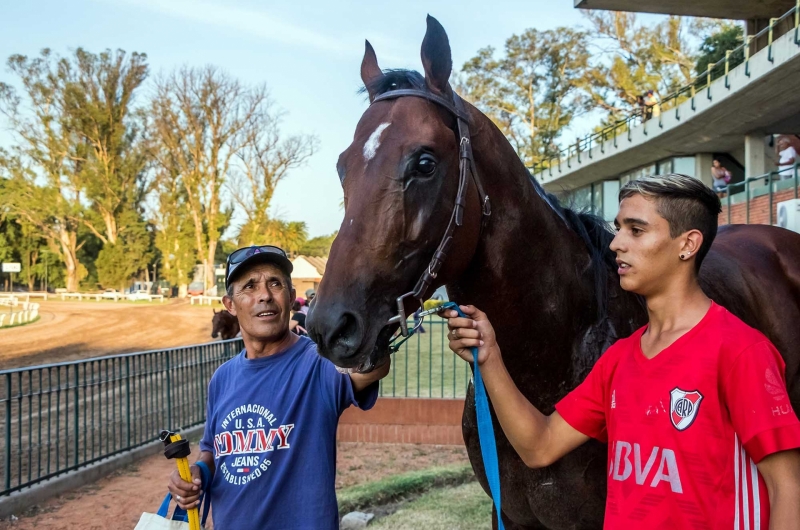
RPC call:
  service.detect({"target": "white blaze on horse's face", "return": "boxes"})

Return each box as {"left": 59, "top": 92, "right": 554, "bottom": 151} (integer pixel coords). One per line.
{"left": 363, "top": 122, "right": 391, "bottom": 162}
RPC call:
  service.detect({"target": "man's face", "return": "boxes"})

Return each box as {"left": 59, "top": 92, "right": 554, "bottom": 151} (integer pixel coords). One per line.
{"left": 610, "top": 194, "right": 687, "bottom": 297}
{"left": 223, "top": 263, "right": 295, "bottom": 342}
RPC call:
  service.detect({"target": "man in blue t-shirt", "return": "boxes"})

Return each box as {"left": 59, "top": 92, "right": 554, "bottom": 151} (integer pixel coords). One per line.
{"left": 167, "top": 245, "right": 389, "bottom": 529}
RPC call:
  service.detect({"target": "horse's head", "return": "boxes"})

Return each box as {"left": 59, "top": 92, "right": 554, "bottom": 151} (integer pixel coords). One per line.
{"left": 308, "top": 16, "right": 484, "bottom": 371}
{"left": 211, "top": 309, "right": 224, "bottom": 339}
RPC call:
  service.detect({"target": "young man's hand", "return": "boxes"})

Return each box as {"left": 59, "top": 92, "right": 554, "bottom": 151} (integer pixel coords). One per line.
{"left": 167, "top": 464, "right": 203, "bottom": 510}
{"left": 442, "top": 305, "right": 499, "bottom": 365}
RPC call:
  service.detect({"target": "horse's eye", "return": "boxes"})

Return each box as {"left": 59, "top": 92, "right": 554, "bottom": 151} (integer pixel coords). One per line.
{"left": 416, "top": 154, "right": 437, "bottom": 175}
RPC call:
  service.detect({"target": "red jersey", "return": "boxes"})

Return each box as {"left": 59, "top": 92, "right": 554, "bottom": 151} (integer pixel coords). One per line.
{"left": 556, "top": 302, "right": 800, "bottom": 530}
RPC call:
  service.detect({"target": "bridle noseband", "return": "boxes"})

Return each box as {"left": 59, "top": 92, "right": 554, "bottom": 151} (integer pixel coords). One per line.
{"left": 371, "top": 88, "right": 491, "bottom": 336}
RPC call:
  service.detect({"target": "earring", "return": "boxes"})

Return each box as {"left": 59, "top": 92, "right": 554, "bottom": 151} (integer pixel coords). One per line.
{"left": 680, "top": 254, "right": 685, "bottom": 260}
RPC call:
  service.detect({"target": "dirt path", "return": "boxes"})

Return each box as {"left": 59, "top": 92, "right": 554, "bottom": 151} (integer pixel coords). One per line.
{"left": 0, "top": 442, "right": 469, "bottom": 530}
{"left": 0, "top": 301, "right": 220, "bottom": 370}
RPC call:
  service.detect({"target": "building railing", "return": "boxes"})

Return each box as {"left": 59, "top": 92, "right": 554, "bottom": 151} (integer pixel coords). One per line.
{"left": 1, "top": 339, "right": 243, "bottom": 497}
{"left": 722, "top": 164, "right": 800, "bottom": 225}
{"left": 532, "top": 1, "right": 800, "bottom": 180}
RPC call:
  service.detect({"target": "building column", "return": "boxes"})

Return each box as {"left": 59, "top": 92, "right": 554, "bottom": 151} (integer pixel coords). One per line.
{"left": 745, "top": 133, "right": 767, "bottom": 179}
{"left": 694, "top": 153, "right": 714, "bottom": 188}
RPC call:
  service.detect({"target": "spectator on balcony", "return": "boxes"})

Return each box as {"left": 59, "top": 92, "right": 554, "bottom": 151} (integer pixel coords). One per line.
{"left": 711, "top": 159, "right": 732, "bottom": 197}
{"left": 643, "top": 90, "right": 660, "bottom": 121}
{"left": 778, "top": 137, "right": 798, "bottom": 181}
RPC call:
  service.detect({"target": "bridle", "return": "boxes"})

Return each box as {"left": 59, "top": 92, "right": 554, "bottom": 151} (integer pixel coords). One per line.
{"left": 370, "top": 88, "right": 491, "bottom": 336}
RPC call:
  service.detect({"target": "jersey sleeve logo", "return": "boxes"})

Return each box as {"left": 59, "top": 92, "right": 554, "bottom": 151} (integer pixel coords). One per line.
{"left": 669, "top": 388, "right": 703, "bottom": 431}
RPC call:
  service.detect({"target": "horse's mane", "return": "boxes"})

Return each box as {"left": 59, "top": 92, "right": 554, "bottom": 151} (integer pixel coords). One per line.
{"left": 362, "top": 69, "right": 618, "bottom": 321}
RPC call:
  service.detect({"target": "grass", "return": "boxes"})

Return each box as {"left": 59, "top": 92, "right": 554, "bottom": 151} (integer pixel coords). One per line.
{"left": 379, "top": 317, "right": 472, "bottom": 399}
{"left": 369, "top": 481, "right": 492, "bottom": 530}
{"left": 0, "top": 315, "right": 40, "bottom": 329}
{"left": 337, "top": 464, "right": 475, "bottom": 516}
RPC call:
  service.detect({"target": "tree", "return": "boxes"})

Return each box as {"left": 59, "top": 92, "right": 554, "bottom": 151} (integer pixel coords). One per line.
{"left": 695, "top": 22, "right": 744, "bottom": 82}
{"left": 459, "top": 27, "right": 596, "bottom": 167}
{"left": 228, "top": 102, "right": 317, "bottom": 247}
{"left": 582, "top": 12, "right": 705, "bottom": 121}
{"left": 298, "top": 232, "right": 338, "bottom": 258}
{"left": 0, "top": 50, "right": 90, "bottom": 292}
{"left": 150, "top": 66, "right": 270, "bottom": 291}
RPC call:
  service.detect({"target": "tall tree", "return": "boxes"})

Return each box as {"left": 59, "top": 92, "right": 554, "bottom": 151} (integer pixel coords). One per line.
{"left": 695, "top": 22, "right": 744, "bottom": 82}
{"left": 0, "top": 50, "right": 91, "bottom": 291}
{"left": 582, "top": 12, "right": 703, "bottom": 120}
{"left": 228, "top": 103, "right": 317, "bottom": 247}
{"left": 459, "top": 27, "right": 596, "bottom": 167}
{"left": 150, "top": 66, "right": 269, "bottom": 290}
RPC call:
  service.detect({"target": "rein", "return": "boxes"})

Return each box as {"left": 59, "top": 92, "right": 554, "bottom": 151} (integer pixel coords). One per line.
{"left": 370, "top": 88, "right": 503, "bottom": 527}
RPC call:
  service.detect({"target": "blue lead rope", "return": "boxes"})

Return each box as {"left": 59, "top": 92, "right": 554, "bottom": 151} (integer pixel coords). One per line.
{"left": 443, "top": 302, "right": 504, "bottom": 529}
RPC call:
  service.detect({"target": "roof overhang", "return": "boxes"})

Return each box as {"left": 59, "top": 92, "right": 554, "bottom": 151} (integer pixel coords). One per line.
{"left": 574, "top": 0, "right": 794, "bottom": 20}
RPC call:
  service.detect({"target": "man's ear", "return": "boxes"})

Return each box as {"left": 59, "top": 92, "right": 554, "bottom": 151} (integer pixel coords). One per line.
{"left": 682, "top": 230, "right": 704, "bottom": 258}
{"left": 222, "top": 295, "right": 236, "bottom": 316}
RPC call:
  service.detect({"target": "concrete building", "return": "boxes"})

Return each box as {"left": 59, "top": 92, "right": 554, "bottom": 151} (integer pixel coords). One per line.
{"left": 535, "top": 1, "right": 800, "bottom": 227}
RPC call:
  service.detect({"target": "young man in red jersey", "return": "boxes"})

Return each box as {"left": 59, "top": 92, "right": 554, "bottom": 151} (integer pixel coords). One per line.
{"left": 444, "top": 174, "right": 800, "bottom": 529}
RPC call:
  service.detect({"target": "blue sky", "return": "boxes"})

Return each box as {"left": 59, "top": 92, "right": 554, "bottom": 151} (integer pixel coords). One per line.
{"left": 1, "top": 0, "right": 587, "bottom": 237}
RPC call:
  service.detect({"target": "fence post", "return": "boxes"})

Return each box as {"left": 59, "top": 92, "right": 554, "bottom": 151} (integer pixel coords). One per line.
{"left": 746, "top": 36, "right": 753, "bottom": 77}
{"left": 4, "top": 373, "right": 11, "bottom": 492}
{"left": 796, "top": 0, "right": 800, "bottom": 45}
{"left": 725, "top": 50, "right": 732, "bottom": 89}
{"left": 125, "top": 357, "right": 131, "bottom": 448}
{"left": 166, "top": 350, "right": 172, "bottom": 429}
{"left": 769, "top": 172, "right": 775, "bottom": 225}
{"left": 73, "top": 364, "right": 79, "bottom": 467}
{"left": 769, "top": 18, "right": 777, "bottom": 63}
{"left": 707, "top": 63, "right": 713, "bottom": 100}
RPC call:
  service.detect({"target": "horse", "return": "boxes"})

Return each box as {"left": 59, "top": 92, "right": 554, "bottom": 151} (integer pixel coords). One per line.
{"left": 211, "top": 309, "right": 240, "bottom": 340}
{"left": 306, "top": 16, "right": 800, "bottom": 529}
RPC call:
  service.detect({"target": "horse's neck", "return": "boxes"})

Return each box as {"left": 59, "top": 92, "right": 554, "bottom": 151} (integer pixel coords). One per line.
{"left": 448, "top": 118, "right": 617, "bottom": 395}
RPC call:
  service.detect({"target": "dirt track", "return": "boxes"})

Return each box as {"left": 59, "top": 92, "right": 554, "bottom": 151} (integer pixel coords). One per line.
{"left": 0, "top": 300, "right": 219, "bottom": 370}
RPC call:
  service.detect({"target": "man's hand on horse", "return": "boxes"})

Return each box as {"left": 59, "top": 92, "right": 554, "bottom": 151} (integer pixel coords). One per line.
{"left": 442, "top": 305, "right": 499, "bottom": 365}
{"left": 167, "top": 465, "right": 202, "bottom": 510}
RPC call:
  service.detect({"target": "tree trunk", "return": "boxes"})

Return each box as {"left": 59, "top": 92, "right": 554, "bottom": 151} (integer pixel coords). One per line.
{"left": 206, "top": 239, "right": 218, "bottom": 294}
{"left": 58, "top": 230, "right": 80, "bottom": 292}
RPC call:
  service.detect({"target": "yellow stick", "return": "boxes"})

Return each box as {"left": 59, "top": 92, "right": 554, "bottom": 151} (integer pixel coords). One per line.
{"left": 167, "top": 433, "right": 201, "bottom": 530}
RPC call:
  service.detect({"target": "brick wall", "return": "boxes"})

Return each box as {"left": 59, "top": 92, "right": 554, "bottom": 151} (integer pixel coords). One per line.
{"left": 719, "top": 188, "right": 796, "bottom": 225}
{"left": 337, "top": 398, "right": 464, "bottom": 445}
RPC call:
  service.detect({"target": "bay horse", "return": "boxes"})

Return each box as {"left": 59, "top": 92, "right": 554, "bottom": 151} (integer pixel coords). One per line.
{"left": 307, "top": 16, "right": 800, "bottom": 529}
{"left": 211, "top": 309, "right": 239, "bottom": 340}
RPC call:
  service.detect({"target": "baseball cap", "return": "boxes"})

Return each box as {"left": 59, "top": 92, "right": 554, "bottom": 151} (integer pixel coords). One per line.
{"left": 225, "top": 245, "right": 293, "bottom": 289}
{"left": 305, "top": 288, "right": 316, "bottom": 298}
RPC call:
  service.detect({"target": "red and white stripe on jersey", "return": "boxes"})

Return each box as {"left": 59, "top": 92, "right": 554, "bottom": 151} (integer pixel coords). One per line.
{"left": 734, "top": 434, "right": 767, "bottom": 530}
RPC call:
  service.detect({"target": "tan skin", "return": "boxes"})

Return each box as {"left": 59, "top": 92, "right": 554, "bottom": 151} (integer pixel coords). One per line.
{"left": 444, "top": 193, "right": 800, "bottom": 529}
{"left": 168, "top": 262, "right": 389, "bottom": 510}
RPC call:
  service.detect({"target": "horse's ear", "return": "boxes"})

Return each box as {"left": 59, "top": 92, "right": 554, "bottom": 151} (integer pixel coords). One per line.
{"left": 420, "top": 15, "right": 452, "bottom": 96}
{"left": 213, "top": 309, "right": 217, "bottom": 314}
{"left": 361, "top": 40, "right": 383, "bottom": 101}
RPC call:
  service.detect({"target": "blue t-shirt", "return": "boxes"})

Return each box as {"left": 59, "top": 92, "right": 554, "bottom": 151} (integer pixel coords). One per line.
{"left": 199, "top": 336, "right": 378, "bottom": 529}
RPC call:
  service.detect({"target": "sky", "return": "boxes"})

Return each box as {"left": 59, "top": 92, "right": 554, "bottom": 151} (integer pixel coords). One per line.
{"left": 0, "top": 0, "right": 587, "bottom": 238}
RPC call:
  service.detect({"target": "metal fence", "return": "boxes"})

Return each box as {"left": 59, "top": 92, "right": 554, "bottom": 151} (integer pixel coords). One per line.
{"left": 722, "top": 165, "right": 799, "bottom": 225}
{"left": 1, "top": 339, "right": 243, "bottom": 497}
{"left": 1, "top": 319, "right": 464, "bottom": 497}
{"left": 532, "top": 2, "right": 800, "bottom": 178}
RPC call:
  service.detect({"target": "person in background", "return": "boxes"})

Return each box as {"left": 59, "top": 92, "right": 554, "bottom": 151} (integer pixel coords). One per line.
{"left": 711, "top": 159, "right": 732, "bottom": 197}
{"left": 302, "top": 288, "right": 315, "bottom": 314}
{"left": 643, "top": 90, "right": 660, "bottom": 121}
{"left": 777, "top": 136, "right": 798, "bottom": 180}
{"left": 290, "top": 298, "right": 307, "bottom": 336}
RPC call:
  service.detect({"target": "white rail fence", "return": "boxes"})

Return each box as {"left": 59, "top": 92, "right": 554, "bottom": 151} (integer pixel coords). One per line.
{"left": 0, "top": 296, "right": 40, "bottom": 327}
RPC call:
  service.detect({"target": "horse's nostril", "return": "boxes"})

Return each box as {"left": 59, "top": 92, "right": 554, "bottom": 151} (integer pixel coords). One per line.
{"left": 332, "top": 312, "right": 360, "bottom": 350}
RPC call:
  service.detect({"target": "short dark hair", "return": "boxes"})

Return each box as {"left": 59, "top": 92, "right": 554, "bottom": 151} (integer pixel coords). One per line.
{"left": 225, "top": 265, "right": 293, "bottom": 297}
{"left": 619, "top": 174, "right": 722, "bottom": 272}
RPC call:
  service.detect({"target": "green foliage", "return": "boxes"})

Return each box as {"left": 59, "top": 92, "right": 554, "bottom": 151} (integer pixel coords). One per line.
{"left": 695, "top": 22, "right": 744, "bottom": 82}
{"left": 298, "top": 232, "right": 337, "bottom": 257}
{"left": 459, "top": 27, "right": 595, "bottom": 167}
